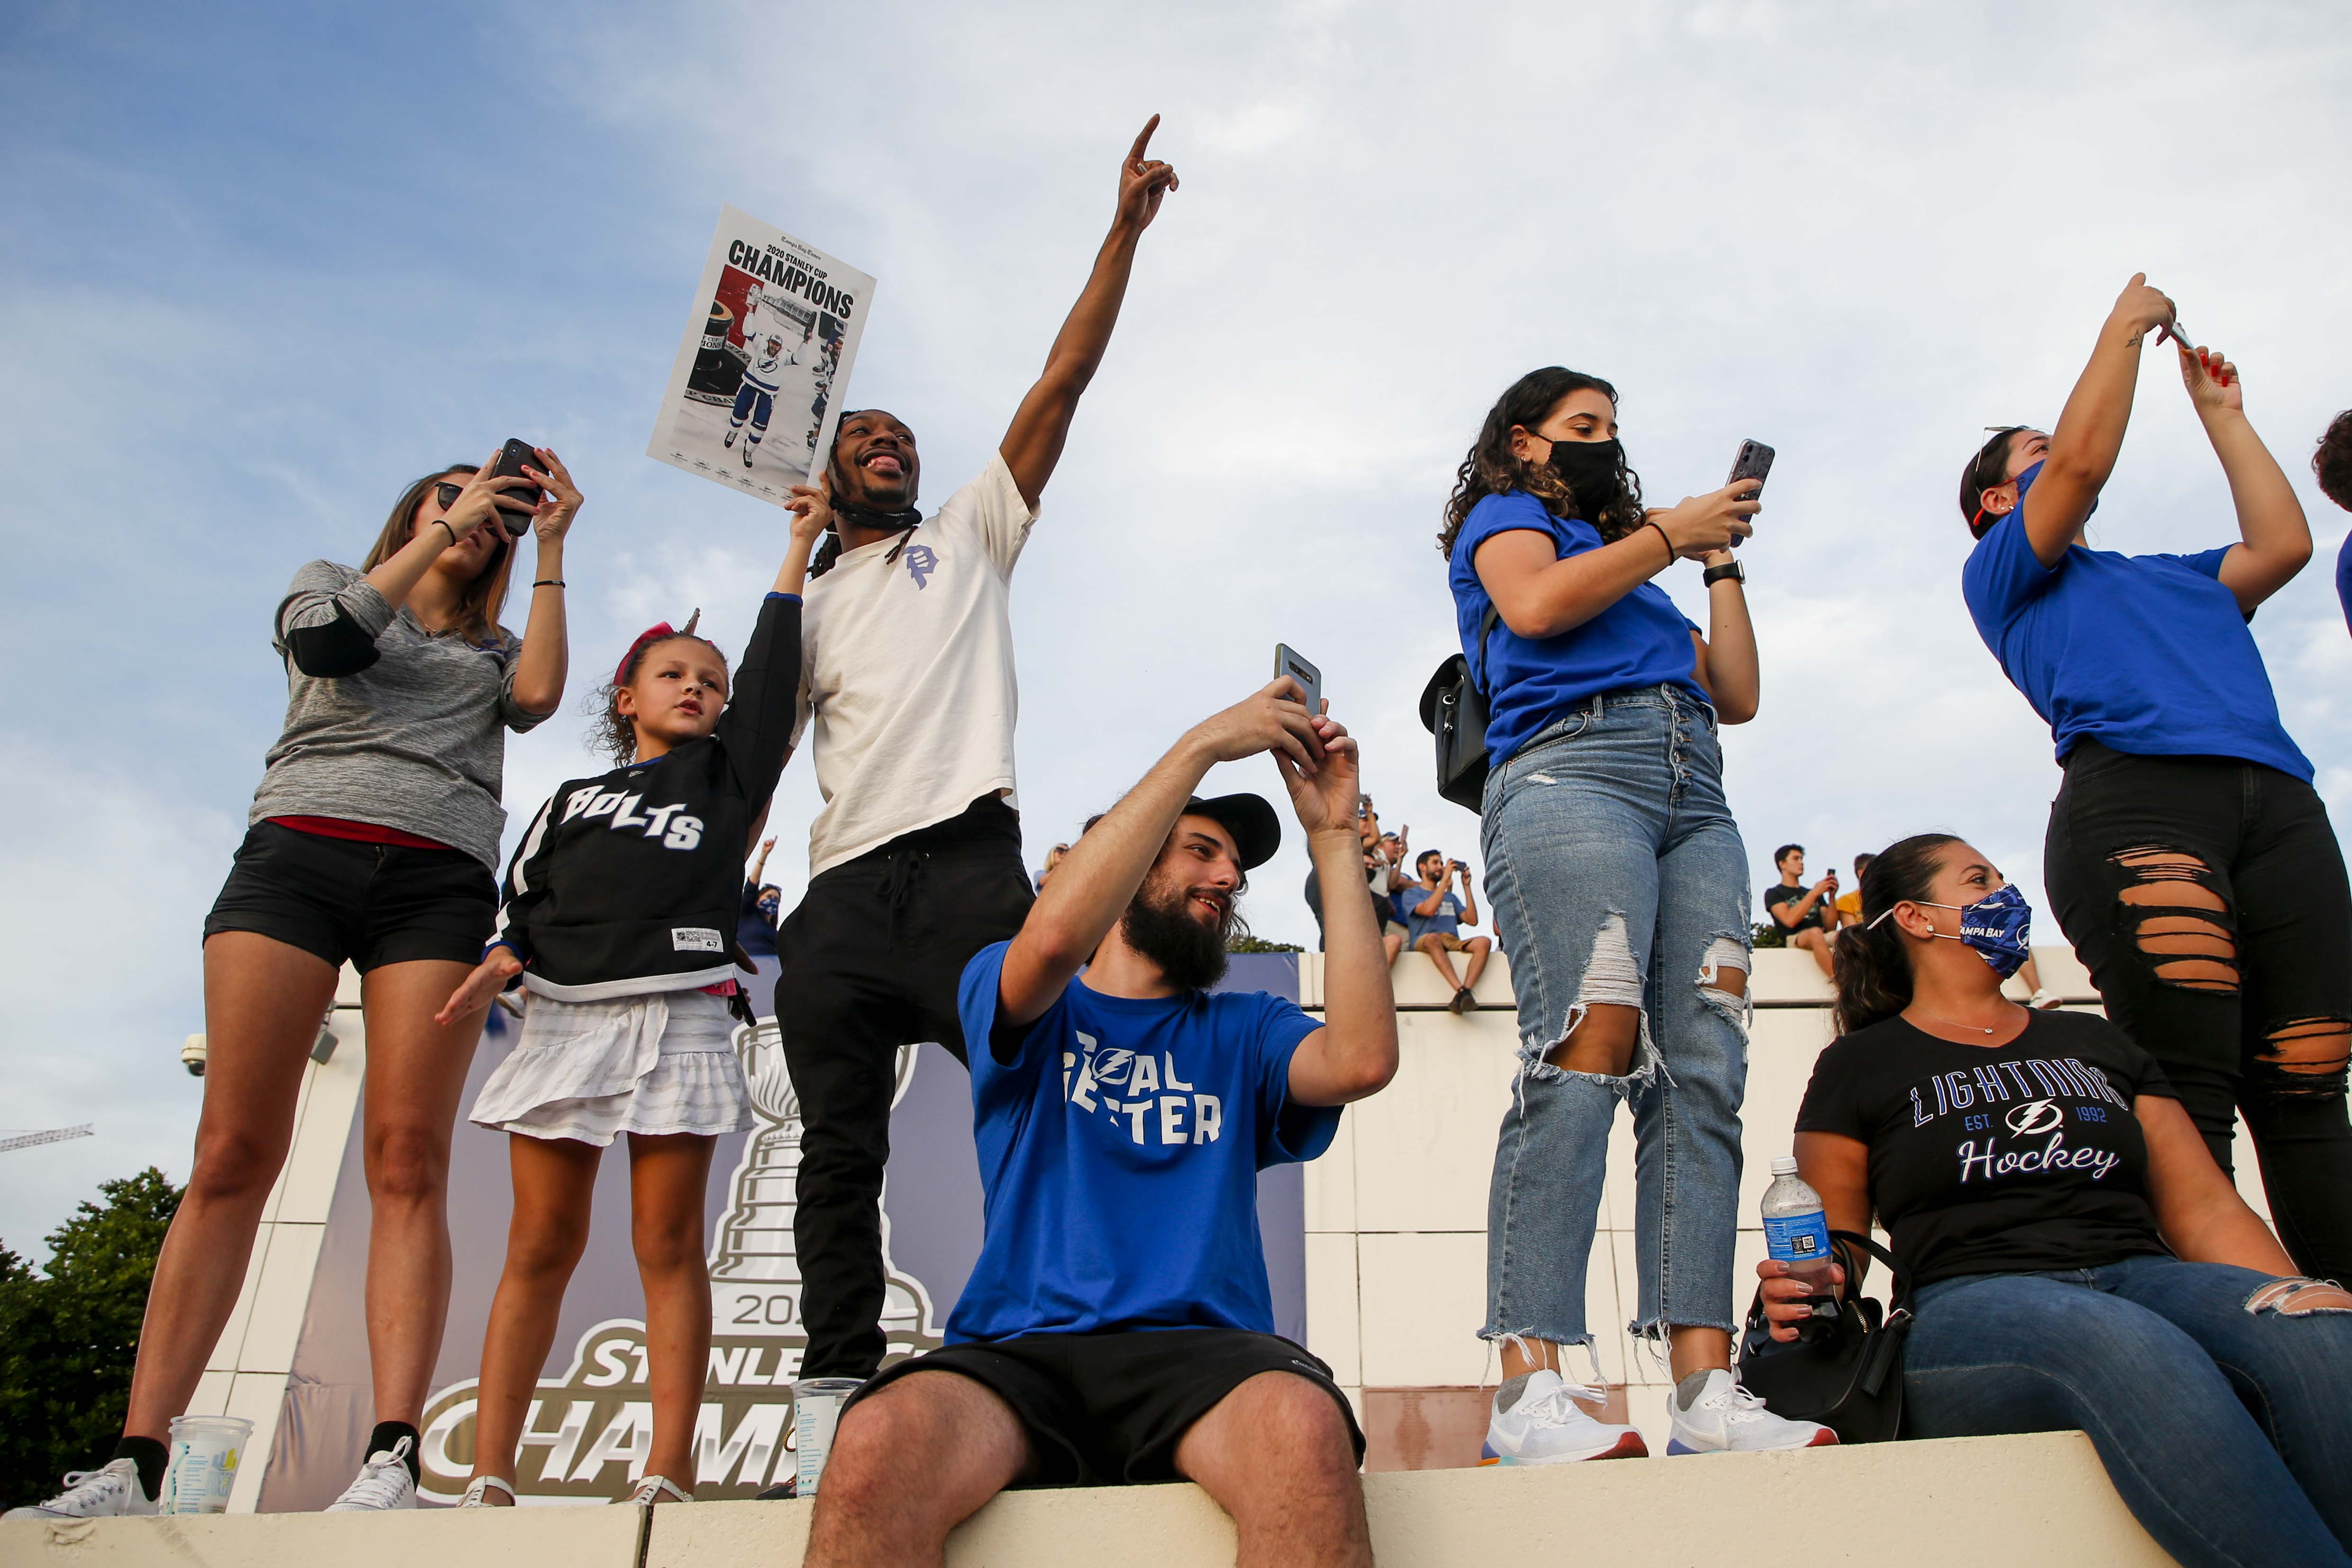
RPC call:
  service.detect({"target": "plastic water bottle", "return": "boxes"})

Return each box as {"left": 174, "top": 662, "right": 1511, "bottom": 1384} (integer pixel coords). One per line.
{"left": 1761, "top": 1156, "right": 1837, "bottom": 1302}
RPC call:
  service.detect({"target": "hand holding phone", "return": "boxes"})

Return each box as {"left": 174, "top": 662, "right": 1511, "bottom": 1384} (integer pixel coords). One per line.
{"left": 1274, "top": 644, "right": 1323, "bottom": 720}
{"left": 488, "top": 438, "right": 548, "bottom": 536}
{"left": 1724, "top": 439, "right": 1775, "bottom": 548}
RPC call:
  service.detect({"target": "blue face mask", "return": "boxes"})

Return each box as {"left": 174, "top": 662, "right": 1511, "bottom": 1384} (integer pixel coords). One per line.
{"left": 1875, "top": 885, "right": 2032, "bottom": 978}
{"left": 2009, "top": 459, "right": 2097, "bottom": 522}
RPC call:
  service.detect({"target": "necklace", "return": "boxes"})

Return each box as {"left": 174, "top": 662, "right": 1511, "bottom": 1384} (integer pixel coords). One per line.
{"left": 1906, "top": 1004, "right": 2021, "bottom": 1039}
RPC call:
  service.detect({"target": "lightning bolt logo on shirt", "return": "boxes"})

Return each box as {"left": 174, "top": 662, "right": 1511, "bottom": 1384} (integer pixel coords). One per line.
{"left": 1065, "top": 1030, "right": 1222, "bottom": 1147}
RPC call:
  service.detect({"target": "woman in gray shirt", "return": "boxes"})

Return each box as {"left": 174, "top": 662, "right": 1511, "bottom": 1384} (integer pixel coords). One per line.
{"left": 15, "top": 449, "right": 581, "bottom": 1522}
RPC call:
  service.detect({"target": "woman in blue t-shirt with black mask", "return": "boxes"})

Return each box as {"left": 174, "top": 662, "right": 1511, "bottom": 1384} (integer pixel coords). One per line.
{"left": 1958, "top": 272, "right": 2351, "bottom": 1285}
{"left": 1443, "top": 367, "right": 1832, "bottom": 1463}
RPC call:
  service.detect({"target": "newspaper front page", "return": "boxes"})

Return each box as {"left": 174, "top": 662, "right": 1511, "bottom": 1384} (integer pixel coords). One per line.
{"left": 647, "top": 205, "right": 875, "bottom": 507}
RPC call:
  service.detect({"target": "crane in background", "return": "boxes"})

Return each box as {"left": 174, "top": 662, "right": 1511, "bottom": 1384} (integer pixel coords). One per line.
{"left": 0, "top": 1124, "right": 95, "bottom": 1154}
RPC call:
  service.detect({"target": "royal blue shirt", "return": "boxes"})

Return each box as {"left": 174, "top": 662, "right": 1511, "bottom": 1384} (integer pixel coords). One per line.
{"left": 1961, "top": 479, "right": 2309, "bottom": 780}
{"left": 2335, "top": 530, "right": 2352, "bottom": 642}
{"left": 1449, "top": 491, "right": 1707, "bottom": 765}
{"left": 947, "top": 941, "right": 1338, "bottom": 1343}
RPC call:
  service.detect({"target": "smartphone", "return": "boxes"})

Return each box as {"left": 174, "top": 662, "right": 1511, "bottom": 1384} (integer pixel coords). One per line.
{"left": 1274, "top": 643, "right": 1322, "bottom": 718}
{"left": 1726, "top": 439, "right": 1775, "bottom": 548}
{"left": 488, "top": 439, "right": 546, "bottom": 534}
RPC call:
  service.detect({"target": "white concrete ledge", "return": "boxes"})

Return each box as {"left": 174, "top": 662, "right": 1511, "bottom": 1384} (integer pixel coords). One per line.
{"left": 8, "top": 1433, "right": 2173, "bottom": 1567}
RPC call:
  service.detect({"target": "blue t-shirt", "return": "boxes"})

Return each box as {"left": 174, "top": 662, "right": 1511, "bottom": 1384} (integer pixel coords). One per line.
{"left": 2335, "top": 530, "right": 2352, "bottom": 642}
{"left": 1449, "top": 491, "right": 1707, "bottom": 765}
{"left": 1960, "top": 482, "right": 2309, "bottom": 780}
{"left": 1403, "top": 887, "right": 1463, "bottom": 941}
{"left": 948, "top": 941, "right": 1339, "bottom": 1343}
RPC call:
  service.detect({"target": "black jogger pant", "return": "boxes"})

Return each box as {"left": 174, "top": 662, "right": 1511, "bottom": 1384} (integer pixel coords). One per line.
{"left": 2046, "top": 740, "right": 2352, "bottom": 1281}
{"left": 776, "top": 797, "right": 1035, "bottom": 1380}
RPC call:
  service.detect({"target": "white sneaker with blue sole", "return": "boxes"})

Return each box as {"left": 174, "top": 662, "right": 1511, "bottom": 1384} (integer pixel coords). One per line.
{"left": 1665, "top": 1368, "right": 1837, "bottom": 1454}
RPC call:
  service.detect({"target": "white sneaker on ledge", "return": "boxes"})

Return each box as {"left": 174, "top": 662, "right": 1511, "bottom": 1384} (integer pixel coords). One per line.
{"left": 4, "top": 1458, "right": 156, "bottom": 1520}
{"left": 324, "top": 1435, "right": 418, "bottom": 1511}
{"left": 1666, "top": 1369, "right": 1836, "bottom": 1454}
{"left": 1481, "top": 1367, "right": 1647, "bottom": 1464}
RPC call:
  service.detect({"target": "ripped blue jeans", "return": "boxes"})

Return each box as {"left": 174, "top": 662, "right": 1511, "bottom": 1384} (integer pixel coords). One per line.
{"left": 1479, "top": 686, "right": 1750, "bottom": 1350}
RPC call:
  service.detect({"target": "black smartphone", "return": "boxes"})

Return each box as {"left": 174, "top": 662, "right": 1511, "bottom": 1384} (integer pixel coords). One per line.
{"left": 1726, "top": 439, "right": 1775, "bottom": 548}
{"left": 488, "top": 438, "right": 546, "bottom": 534}
{"left": 1274, "top": 643, "right": 1322, "bottom": 718}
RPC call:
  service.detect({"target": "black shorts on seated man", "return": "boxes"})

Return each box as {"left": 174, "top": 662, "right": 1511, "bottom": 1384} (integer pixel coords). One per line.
{"left": 774, "top": 121, "right": 1181, "bottom": 1383}
{"left": 803, "top": 681, "right": 1399, "bottom": 1568}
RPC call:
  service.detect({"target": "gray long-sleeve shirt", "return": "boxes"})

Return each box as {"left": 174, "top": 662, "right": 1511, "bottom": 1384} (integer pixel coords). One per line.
{"left": 251, "top": 560, "right": 547, "bottom": 869}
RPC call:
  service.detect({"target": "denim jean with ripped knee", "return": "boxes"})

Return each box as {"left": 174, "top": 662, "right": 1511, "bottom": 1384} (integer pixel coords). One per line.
{"left": 1478, "top": 686, "right": 1751, "bottom": 1353}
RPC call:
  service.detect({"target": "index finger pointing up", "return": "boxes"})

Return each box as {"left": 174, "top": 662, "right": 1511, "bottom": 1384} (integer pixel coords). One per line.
{"left": 1128, "top": 113, "right": 1160, "bottom": 166}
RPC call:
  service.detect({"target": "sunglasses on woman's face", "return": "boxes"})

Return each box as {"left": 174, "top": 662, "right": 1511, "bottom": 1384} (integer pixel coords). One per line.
{"left": 433, "top": 482, "right": 464, "bottom": 510}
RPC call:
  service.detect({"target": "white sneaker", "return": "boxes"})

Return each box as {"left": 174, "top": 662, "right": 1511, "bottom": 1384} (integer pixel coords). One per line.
{"left": 1665, "top": 1369, "right": 1836, "bottom": 1454}
{"left": 4, "top": 1458, "right": 157, "bottom": 1520}
{"left": 324, "top": 1435, "right": 418, "bottom": 1511}
{"left": 1481, "top": 1367, "right": 1647, "bottom": 1464}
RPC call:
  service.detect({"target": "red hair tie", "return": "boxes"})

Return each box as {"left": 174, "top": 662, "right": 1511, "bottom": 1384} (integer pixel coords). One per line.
{"left": 613, "top": 609, "right": 700, "bottom": 687}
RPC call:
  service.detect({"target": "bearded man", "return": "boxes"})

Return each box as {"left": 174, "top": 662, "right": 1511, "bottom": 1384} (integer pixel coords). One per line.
{"left": 801, "top": 680, "right": 1398, "bottom": 1568}
{"left": 774, "top": 118, "right": 1180, "bottom": 1388}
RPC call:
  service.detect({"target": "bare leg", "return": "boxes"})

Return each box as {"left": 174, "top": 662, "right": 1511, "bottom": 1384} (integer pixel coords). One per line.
{"left": 469, "top": 1134, "right": 601, "bottom": 1500}
{"left": 805, "top": 1371, "right": 1032, "bottom": 1568}
{"left": 1382, "top": 932, "right": 1403, "bottom": 966}
{"left": 1794, "top": 927, "right": 1834, "bottom": 978}
{"left": 1415, "top": 933, "right": 1463, "bottom": 990}
{"left": 124, "top": 934, "right": 338, "bottom": 1441}
{"left": 359, "top": 959, "right": 489, "bottom": 1425}
{"left": 1463, "top": 937, "right": 1492, "bottom": 991}
{"left": 628, "top": 1132, "right": 718, "bottom": 1489}
{"left": 1175, "top": 1372, "right": 1369, "bottom": 1568}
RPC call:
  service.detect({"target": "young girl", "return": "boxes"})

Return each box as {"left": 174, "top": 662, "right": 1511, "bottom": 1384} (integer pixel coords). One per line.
{"left": 437, "top": 487, "right": 826, "bottom": 1506}
{"left": 1762, "top": 833, "right": 2352, "bottom": 1568}
{"left": 1442, "top": 367, "right": 1828, "bottom": 1461}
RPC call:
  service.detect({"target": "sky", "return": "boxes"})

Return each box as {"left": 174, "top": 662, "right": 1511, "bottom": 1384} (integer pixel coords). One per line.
{"left": 4, "top": 0, "right": 2350, "bottom": 1247}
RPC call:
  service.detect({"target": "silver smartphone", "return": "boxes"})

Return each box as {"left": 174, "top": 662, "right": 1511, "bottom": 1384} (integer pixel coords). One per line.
{"left": 1274, "top": 643, "right": 1322, "bottom": 717}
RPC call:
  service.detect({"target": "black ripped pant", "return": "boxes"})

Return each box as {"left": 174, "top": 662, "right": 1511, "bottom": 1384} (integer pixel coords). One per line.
{"left": 775, "top": 798, "right": 1035, "bottom": 1380}
{"left": 2047, "top": 740, "right": 2352, "bottom": 1281}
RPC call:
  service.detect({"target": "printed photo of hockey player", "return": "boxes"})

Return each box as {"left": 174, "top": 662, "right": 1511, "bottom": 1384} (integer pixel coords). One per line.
{"left": 647, "top": 206, "right": 874, "bottom": 510}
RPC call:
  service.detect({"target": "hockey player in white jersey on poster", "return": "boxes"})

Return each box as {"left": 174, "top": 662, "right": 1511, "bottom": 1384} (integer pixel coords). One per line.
{"left": 726, "top": 319, "right": 815, "bottom": 470}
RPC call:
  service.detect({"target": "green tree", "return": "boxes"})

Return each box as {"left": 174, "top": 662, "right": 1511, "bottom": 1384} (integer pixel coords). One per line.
{"left": 0, "top": 1167, "right": 181, "bottom": 1507}
{"left": 1226, "top": 933, "right": 1305, "bottom": 954}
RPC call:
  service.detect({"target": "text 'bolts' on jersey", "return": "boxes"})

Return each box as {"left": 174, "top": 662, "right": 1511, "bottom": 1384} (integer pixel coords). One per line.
{"left": 561, "top": 787, "right": 705, "bottom": 850}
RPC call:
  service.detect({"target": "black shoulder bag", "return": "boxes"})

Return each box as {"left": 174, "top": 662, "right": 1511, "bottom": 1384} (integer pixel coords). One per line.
{"left": 1418, "top": 606, "right": 1500, "bottom": 812}
{"left": 1735, "top": 1230, "right": 1912, "bottom": 1443}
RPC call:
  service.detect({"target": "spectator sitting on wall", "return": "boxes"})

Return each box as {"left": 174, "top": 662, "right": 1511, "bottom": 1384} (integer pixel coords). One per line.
{"left": 1405, "top": 850, "right": 1491, "bottom": 1014}
{"left": 1764, "top": 843, "right": 1839, "bottom": 978}
{"left": 800, "top": 680, "right": 1397, "bottom": 1568}
{"left": 1375, "top": 830, "right": 1411, "bottom": 965}
{"left": 1831, "top": 852, "right": 1871, "bottom": 930}
{"left": 739, "top": 837, "right": 781, "bottom": 960}
{"left": 1036, "top": 842, "right": 1071, "bottom": 893}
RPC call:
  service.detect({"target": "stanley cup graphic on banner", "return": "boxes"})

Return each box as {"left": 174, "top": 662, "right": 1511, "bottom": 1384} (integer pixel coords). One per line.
{"left": 412, "top": 1020, "right": 941, "bottom": 1502}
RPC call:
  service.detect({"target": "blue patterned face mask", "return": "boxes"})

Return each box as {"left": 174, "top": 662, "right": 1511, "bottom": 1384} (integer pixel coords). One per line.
{"left": 2010, "top": 460, "right": 2098, "bottom": 522}
{"left": 1872, "top": 885, "right": 2033, "bottom": 978}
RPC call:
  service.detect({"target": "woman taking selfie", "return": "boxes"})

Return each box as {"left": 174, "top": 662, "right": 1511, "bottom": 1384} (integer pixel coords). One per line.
{"left": 1958, "top": 274, "right": 2352, "bottom": 1285}
{"left": 1444, "top": 367, "right": 1829, "bottom": 1463}
{"left": 1760, "top": 834, "right": 2352, "bottom": 1568}
{"left": 8, "top": 450, "right": 581, "bottom": 1521}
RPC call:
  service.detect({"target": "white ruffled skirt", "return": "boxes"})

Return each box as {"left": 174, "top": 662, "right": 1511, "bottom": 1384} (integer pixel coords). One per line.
{"left": 468, "top": 988, "right": 753, "bottom": 1145}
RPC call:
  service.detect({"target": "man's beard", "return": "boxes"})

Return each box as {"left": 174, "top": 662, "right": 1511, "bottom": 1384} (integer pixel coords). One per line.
{"left": 1118, "top": 876, "right": 1236, "bottom": 991}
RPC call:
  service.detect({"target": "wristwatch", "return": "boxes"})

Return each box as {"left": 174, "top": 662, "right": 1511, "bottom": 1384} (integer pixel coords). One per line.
{"left": 1703, "top": 558, "right": 1746, "bottom": 587}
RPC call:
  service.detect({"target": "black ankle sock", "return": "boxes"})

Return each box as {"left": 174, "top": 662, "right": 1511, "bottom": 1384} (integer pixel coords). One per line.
{"left": 110, "top": 1435, "right": 168, "bottom": 1500}
{"left": 367, "top": 1421, "right": 421, "bottom": 1481}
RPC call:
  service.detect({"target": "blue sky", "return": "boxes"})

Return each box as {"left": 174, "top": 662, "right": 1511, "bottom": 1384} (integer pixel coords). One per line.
{"left": 4, "top": 0, "right": 2350, "bottom": 1244}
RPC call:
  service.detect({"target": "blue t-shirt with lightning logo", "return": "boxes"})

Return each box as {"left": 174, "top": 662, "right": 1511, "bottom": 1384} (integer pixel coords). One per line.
{"left": 947, "top": 941, "right": 1338, "bottom": 1343}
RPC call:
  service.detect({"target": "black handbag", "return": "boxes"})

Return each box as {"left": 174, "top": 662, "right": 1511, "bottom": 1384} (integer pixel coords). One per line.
{"left": 1418, "top": 606, "right": 1501, "bottom": 812}
{"left": 1735, "top": 1230, "right": 1912, "bottom": 1443}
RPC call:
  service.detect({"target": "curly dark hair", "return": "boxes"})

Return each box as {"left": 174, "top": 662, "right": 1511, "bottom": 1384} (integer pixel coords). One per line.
{"left": 1437, "top": 367, "right": 1644, "bottom": 559}
{"left": 591, "top": 630, "right": 728, "bottom": 766}
{"left": 1830, "top": 833, "right": 1964, "bottom": 1035}
{"left": 2315, "top": 409, "right": 2352, "bottom": 514}
{"left": 1959, "top": 426, "right": 2030, "bottom": 539}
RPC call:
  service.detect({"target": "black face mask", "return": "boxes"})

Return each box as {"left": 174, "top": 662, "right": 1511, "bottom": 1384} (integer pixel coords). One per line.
{"left": 1546, "top": 437, "right": 1626, "bottom": 521}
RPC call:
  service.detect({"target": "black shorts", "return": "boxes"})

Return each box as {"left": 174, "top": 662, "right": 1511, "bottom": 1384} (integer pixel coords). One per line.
{"left": 844, "top": 1328, "right": 1363, "bottom": 1487}
{"left": 203, "top": 821, "right": 498, "bottom": 972}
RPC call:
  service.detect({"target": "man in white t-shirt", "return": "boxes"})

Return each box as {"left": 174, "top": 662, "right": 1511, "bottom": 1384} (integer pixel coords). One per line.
{"left": 775, "top": 116, "right": 1182, "bottom": 1386}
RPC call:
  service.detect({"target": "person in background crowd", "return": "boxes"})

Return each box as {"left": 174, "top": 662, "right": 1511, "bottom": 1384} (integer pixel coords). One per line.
{"left": 2316, "top": 408, "right": 2352, "bottom": 633}
{"left": 775, "top": 119, "right": 1182, "bottom": 1392}
{"left": 434, "top": 487, "right": 822, "bottom": 1509}
{"left": 1443, "top": 366, "right": 1825, "bottom": 1463}
{"left": 1830, "top": 851, "right": 1871, "bottom": 929}
{"left": 1763, "top": 844, "right": 1838, "bottom": 978}
{"left": 738, "top": 837, "right": 781, "bottom": 961}
{"left": 7, "top": 451, "right": 582, "bottom": 1523}
{"left": 1763, "top": 833, "right": 2352, "bottom": 1568}
{"left": 1035, "top": 842, "right": 1071, "bottom": 893}
{"left": 802, "top": 681, "right": 1395, "bottom": 1568}
{"left": 1959, "top": 274, "right": 2352, "bottom": 1283}
{"left": 1375, "top": 829, "right": 1411, "bottom": 965}
{"left": 1405, "top": 849, "right": 1490, "bottom": 1013}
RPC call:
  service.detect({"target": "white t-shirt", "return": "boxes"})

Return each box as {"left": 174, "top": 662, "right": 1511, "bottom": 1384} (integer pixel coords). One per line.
{"left": 793, "top": 453, "right": 1037, "bottom": 875}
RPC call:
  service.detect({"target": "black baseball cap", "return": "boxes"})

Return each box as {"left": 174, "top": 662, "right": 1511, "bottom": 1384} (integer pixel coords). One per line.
{"left": 1181, "top": 793, "right": 1281, "bottom": 871}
